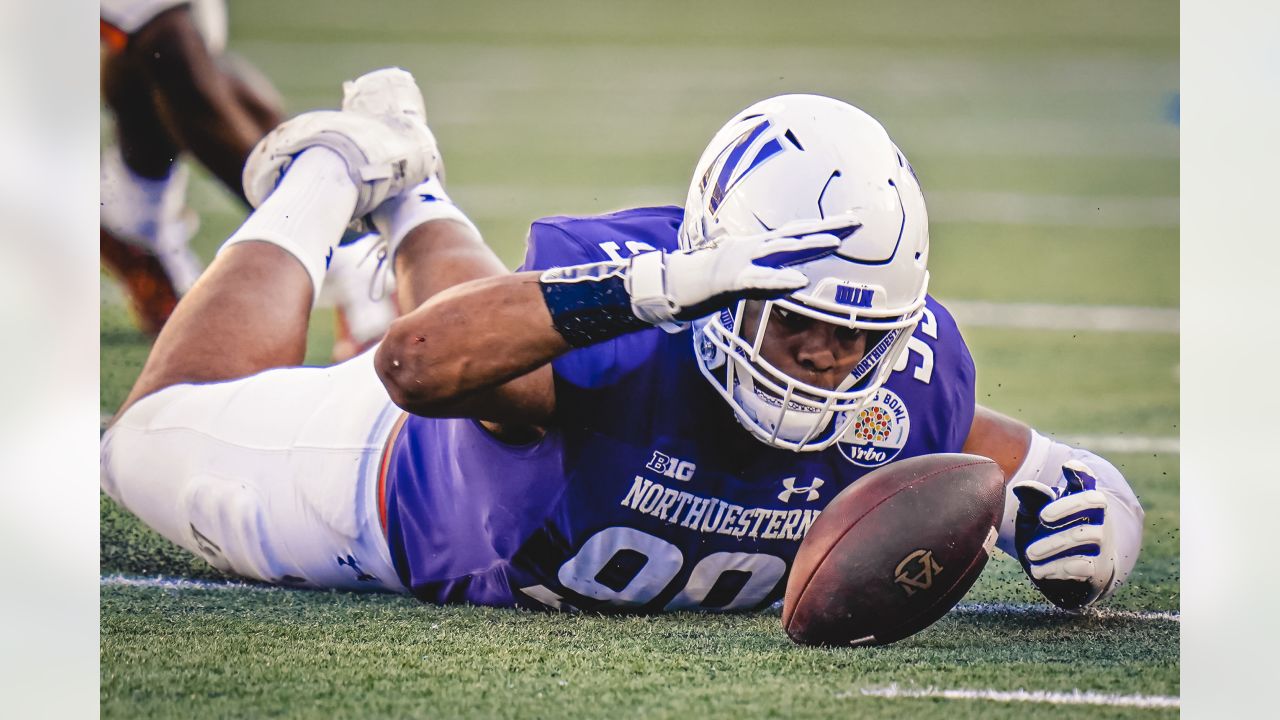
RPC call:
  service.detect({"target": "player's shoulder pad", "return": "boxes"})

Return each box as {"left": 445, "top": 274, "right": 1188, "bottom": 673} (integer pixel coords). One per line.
{"left": 520, "top": 206, "right": 683, "bottom": 272}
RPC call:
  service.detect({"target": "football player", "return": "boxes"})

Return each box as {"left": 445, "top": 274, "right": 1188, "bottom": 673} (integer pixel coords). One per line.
{"left": 100, "top": 1, "right": 395, "bottom": 356}
{"left": 101, "top": 68, "right": 1144, "bottom": 614}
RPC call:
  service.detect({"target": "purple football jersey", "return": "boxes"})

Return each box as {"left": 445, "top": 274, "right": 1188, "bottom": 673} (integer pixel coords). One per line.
{"left": 381, "top": 206, "right": 976, "bottom": 611}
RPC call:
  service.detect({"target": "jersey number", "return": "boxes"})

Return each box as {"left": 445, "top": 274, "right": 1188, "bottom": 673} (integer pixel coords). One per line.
{"left": 523, "top": 526, "right": 786, "bottom": 612}
{"left": 598, "top": 241, "right": 656, "bottom": 261}
{"left": 893, "top": 306, "right": 937, "bottom": 383}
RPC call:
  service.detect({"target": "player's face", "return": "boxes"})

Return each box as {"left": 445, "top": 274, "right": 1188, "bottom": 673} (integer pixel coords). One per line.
{"left": 739, "top": 300, "right": 873, "bottom": 392}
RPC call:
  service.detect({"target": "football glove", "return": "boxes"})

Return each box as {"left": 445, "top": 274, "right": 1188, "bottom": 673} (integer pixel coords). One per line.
{"left": 1012, "top": 459, "right": 1118, "bottom": 610}
{"left": 626, "top": 232, "right": 841, "bottom": 328}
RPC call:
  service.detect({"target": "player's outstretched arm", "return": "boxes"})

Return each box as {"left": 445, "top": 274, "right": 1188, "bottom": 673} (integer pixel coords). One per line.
{"left": 963, "top": 406, "right": 1145, "bottom": 610}
{"left": 374, "top": 230, "right": 841, "bottom": 425}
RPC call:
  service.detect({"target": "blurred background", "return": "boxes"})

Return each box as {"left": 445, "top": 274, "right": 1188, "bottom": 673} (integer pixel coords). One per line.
{"left": 101, "top": 0, "right": 1180, "bottom": 432}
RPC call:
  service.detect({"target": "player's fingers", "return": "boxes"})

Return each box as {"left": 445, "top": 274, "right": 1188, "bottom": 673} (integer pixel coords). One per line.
{"left": 1025, "top": 524, "right": 1104, "bottom": 563}
{"left": 1012, "top": 480, "right": 1056, "bottom": 517}
{"left": 1029, "top": 555, "right": 1099, "bottom": 583}
{"left": 735, "top": 266, "right": 811, "bottom": 293}
{"left": 1039, "top": 489, "right": 1108, "bottom": 527}
{"left": 749, "top": 235, "right": 840, "bottom": 268}
{"left": 1061, "top": 459, "right": 1098, "bottom": 494}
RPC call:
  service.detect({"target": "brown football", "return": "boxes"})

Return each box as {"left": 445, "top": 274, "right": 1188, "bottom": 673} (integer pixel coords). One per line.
{"left": 782, "top": 453, "right": 1006, "bottom": 647}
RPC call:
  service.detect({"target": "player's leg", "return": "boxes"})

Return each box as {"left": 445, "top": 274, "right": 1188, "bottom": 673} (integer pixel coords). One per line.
{"left": 101, "top": 49, "right": 181, "bottom": 181}
{"left": 102, "top": 69, "right": 441, "bottom": 591}
{"left": 368, "top": 175, "right": 507, "bottom": 312}
{"left": 117, "top": 69, "right": 441, "bottom": 416}
{"left": 116, "top": 150, "right": 350, "bottom": 416}
{"left": 102, "top": 338, "right": 408, "bottom": 592}
{"left": 129, "top": 5, "right": 278, "bottom": 203}
{"left": 100, "top": 2, "right": 282, "bottom": 333}
{"left": 101, "top": 45, "right": 203, "bottom": 332}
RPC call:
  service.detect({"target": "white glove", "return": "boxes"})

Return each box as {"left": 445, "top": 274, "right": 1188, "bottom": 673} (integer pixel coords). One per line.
{"left": 1012, "top": 460, "right": 1118, "bottom": 610}
{"left": 625, "top": 233, "right": 841, "bottom": 328}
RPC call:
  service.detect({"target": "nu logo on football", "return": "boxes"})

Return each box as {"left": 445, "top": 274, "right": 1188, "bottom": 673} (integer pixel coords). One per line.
{"left": 893, "top": 549, "right": 943, "bottom": 597}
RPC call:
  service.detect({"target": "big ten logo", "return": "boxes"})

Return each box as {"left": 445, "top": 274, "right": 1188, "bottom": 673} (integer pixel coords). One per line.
{"left": 645, "top": 451, "right": 696, "bottom": 482}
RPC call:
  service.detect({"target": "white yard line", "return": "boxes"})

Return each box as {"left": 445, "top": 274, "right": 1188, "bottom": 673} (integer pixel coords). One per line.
{"left": 854, "top": 684, "right": 1179, "bottom": 709}
{"left": 1055, "top": 434, "right": 1180, "bottom": 455}
{"left": 926, "top": 191, "right": 1177, "bottom": 228}
{"left": 97, "top": 412, "right": 1178, "bottom": 456}
{"left": 186, "top": 182, "right": 1178, "bottom": 229}
{"left": 442, "top": 185, "right": 1180, "bottom": 229}
{"left": 100, "top": 575, "right": 1178, "bottom": 621}
{"left": 100, "top": 574, "right": 281, "bottom": 592}
{"left": 951, "top": 602, "right": 1180, "bottom": 623}
{"left": 943, "top": 299, "right": 1178, "bottom": 333}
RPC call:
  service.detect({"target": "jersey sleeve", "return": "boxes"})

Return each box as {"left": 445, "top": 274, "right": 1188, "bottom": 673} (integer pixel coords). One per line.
{"left": 518, "top": 217, "right": 664, "bottom": 424}
{"left": 517, "top": 218, "right": 610, "bottom": 273}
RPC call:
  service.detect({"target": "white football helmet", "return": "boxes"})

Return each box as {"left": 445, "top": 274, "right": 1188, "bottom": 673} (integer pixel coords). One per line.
{"left": 680, "top": 94, "right": 930, "bottom": 452}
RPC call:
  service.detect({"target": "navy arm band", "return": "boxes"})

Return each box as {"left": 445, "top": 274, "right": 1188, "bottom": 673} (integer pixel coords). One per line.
{"left": 538, "top": 261, "right": 652, "bottom": 347}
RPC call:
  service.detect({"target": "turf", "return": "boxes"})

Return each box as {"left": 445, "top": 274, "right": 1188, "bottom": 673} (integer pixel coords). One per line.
{"left": 100, "top": 0, "right": 1178, "bottom": 716}
{"left": 101, "top": 586, "right": 1176, "bottom": 720}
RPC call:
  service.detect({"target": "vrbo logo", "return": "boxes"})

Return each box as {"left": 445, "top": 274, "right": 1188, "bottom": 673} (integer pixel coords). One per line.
{"left": 852, "top": 446, "right": 888, "bottom": 464}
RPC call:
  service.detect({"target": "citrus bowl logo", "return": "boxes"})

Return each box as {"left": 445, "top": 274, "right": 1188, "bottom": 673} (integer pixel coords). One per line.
{"left": 835, "top": 388, "right": 910, "bottom": 468}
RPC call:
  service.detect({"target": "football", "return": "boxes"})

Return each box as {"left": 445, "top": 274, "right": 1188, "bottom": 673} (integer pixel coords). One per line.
{"left": 782, "top": 453, "right": 1006, "bottom": 647}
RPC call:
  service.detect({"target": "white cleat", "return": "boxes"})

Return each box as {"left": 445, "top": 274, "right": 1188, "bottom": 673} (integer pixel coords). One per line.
{"left": 341, "top": 67, "right": 427, "bottom": 121}
{"left": 241, "top": 68, "right": 439, "bottom": 220}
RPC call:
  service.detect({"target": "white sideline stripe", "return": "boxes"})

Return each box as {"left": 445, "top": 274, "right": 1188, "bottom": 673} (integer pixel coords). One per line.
{"left": 441, "top": 184, "right": 1179, "bottom": 229}
{"left": 100, "top": 574, "right": 282, "bottom": 592}
{"left": 944, "top": 299, "right": 1179, "bottom": 334}
{"left": 1055, "top": 434, "right": 1180, "bottom": 455}
{"left": 102, "top": 284, "right": 1179, "bottom": 336}
{"left": 855, "top": 684, "right": 1179, "bottom": 709}
{"left": 100, "top": 576, "right": 1180, "bottom": 621}
{"left": 97, "top": 420, "right": 1179, "bottom": 456}
{"left": 928, "top": 191, "right": 1178, "bottom": 228}
{"left": 952, "top": 602, "right": 1180, "bottom": 623}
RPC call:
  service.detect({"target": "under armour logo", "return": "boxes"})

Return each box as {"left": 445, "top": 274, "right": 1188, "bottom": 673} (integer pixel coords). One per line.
{"left": 336, "top": 554, "right": 378, "bottom": 582}
{"left": 190, "top": 523, "right": 223, "bottom": 561}
{"left": 778, "top": 476, "right": 824, "bottom": 503}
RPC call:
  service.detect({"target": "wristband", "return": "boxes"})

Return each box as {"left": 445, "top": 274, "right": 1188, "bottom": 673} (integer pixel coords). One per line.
{"left": 539, "top": 261, "right": 651, "bottom": 347}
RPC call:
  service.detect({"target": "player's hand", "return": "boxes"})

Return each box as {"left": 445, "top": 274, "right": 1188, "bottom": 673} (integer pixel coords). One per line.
{"left": 1012, "top": 460, "right": 1118, "bottom": 610}
{"left": 626, "top": 233, "right": 840, "bottom": 327}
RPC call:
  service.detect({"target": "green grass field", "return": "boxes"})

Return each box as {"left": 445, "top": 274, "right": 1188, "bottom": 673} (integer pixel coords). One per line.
{"left": 101, "top": 1, "right": 1179, "bottom": 716}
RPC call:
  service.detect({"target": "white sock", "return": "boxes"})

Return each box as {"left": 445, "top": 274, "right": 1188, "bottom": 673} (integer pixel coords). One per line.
{"left": 370, "top": 175, "right": 480, "bottom": 274}
{"left": 220, "top": 147, "right": 358, "bottom": 302}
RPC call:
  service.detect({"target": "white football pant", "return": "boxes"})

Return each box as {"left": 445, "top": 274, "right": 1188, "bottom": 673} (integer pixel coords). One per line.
{"left": 100, "top": 349, "right": 407, "bottom": 592}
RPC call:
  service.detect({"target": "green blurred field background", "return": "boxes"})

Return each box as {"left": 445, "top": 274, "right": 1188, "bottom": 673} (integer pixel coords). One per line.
{"left": 101, "top": 1, "right": 1178, "bottom": 717}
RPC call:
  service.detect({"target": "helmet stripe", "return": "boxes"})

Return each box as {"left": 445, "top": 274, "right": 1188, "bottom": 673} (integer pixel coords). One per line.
{"left": 708, "top": 119, "right": 771, "bottom": 215}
